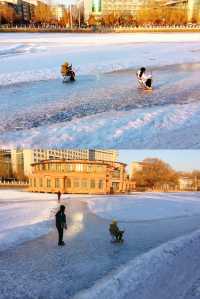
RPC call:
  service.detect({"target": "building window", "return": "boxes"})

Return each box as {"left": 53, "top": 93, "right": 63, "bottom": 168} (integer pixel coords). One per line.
{"left": 90, "top": 179, "right": 95, "bottom": 189}
{"left": 65, "top": 178, "right": 71, "bottom": 188}
{"left": 66, "top": 164, "right": 73, "bottom": 172}
{"left": 76, "top": 164, "right": 83, "bottom": 172}
{"left": 55, "top": 178, "right": 60, "bottom": 188}
{"left": 39, "top": 178, "right": 43, "bottom": 188}
{"left": 81, "top": 179, "right": 88, "bottom": 189}
{"left": 73, "top": 179, "right": 80, "bottom": 188}
{"left": 55, "top": 164, "right": 61, "bottom": 172}
{"left": 47, "top": 179, "right": 51, "bottom": 188}
{"left": 98, "top": 179, "right": 104, "bottom": 189}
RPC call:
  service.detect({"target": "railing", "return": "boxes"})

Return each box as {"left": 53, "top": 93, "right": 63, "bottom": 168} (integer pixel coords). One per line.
{"left": 1, "top": 24, "right": 200, "bottom": 33}
{"left": 0, "top": 180, "right": 29, "bottom": 187}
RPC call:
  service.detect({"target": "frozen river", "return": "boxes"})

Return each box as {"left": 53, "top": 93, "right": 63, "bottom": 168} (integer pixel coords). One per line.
{"left": 1, "top": 33, "right": 200, "bottom": 148}
{"left": 1, "top": 196, "right": 200, "bottom": 299}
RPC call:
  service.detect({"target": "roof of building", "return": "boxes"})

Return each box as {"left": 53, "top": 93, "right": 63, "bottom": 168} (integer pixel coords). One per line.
{"left": 31, "top": 159, "right": 127, "bottom": 167}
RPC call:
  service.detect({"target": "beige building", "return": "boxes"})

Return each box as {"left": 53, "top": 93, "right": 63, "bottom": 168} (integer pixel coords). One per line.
{"left": 130, "top": 161, "right": 145, "bottom": 179}
{"left": 179, "top": 176, "right": 195, "bottom": 191}
{"left": 84, "top": 0, "right": 200, "bottom": 22}
{"left": 29, "top": 159, "right": 135, "bottom": 194}
{"left": 51, "top": 4, "right": 65, "bottom": 20}
{"left": 83, "top": 0, "right": 141, "bottom": 20}
{"left": 11, "top": 149, "right": 118, "bottom": 178}
{"left": 0, "top": 149, "right": 13, "bottom": 179}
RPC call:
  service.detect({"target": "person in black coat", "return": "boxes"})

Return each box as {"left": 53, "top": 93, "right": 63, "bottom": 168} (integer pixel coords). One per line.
{"left": 57, "top": 191, "right": 61, "bottom": 202}
{"left": 55, "top": 205, "right": 67, "bottom": 246}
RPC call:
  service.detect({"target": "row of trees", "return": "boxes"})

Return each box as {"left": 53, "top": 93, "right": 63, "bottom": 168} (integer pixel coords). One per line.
{"left": 88, "top": 8, "right": 192, "bottom": 27}
{"left": 0, "top": 2, "right": 83, "bottom": 26}
{"left": 0, "top": 4, "right": 18, "bottom": 24}
{"left": 133, "top": 159, "right": 200, "bottom": 191}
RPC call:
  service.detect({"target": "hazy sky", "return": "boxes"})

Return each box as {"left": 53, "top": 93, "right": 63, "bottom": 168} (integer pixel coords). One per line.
{"left": 119, "top": 150, "right": 200, "bottom": 172}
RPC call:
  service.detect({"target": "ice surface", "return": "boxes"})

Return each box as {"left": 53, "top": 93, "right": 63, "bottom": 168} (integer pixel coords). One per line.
{"left": 0, "top": 190, "right": 58, "bottom": 251}
{"left": 1, "top": 190, "right": 200, "bottom": 298}
{"left": 85, "top": 192, "right": 200, "bottom": 221}
{"left": 1, "top": 33, "right": 200, "bottom": 147}
{"left": 73, "top": 228, "right": 200, "bottom": 299}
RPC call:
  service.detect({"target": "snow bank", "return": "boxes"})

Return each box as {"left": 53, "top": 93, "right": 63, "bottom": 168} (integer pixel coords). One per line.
{"left": 85, "top": 193, "right": 200, "bottom": 221}
{"left": 0, "top": 43, "right": 46, "bottom": 57}
{"left": 2, "top": 101, "right": 200, "bottom": 148}
{"left": 73, "top": 229, "right": 200, "bottom": 299}
{"left": 0, "top": 190, "right": 58, "bottom": 251}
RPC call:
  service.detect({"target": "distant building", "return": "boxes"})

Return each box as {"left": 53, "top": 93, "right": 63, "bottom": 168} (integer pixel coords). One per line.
{"left": 83, "top": 0, "right": 142, "bottom": 21}
{"left": 29, "top": 159, "right": 134, "bottom": 194}
{"left": 130, "top": 161, "right": 145, "bottom": 179}
{"left": 164, "top": 0, "right": 200, "bottom": 22}
{"left": 179, "top": 176, "right": 194, "bottom": 191}
{"left": 0, "top": 149, "right": 13, "bottom": 180}
{"left": 11, "top": 149, "right": 118, "bottom": 178}
{"left": 0, "top": 0, "right": 36, "bottom": 23}
{"left": 83, "top": 0, "right": 200, "bottom": 23}
{"left": 51, "top": 4, "right": 65, "bottom": 20}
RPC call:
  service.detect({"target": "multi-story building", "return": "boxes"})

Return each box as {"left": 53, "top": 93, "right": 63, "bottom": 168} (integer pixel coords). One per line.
{"left": 130, "top": 161, "right": 145, "bottom": 179}
{"left": 29, "top": 159, "right": 135, "bottom": 194}
{"left": 83, "top": 0, "right": 142, "bottom": 21}
{"left": 0, "top": 0, "right": 36, "bottom": 23}
{"left": 179, "top": 176, "right": 194, "bottom": 191}
{"left": 0, "top": 149, "right": 13, "bottom": 180}
{"left": 51, "top": 4, "right": 65, "bottom": 20}
{"left": 11, "top": 149, "right": 118, "bottom": 178}
{"left": 83, "top": 0, "right": 200, "bottom": 22}
{"left": 164, "top": 0, "right": 200, "bottom": 22}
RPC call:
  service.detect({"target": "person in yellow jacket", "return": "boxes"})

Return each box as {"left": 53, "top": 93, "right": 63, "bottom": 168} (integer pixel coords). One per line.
{"left": 61, "top": 61, "right": 69, "bottom": 76}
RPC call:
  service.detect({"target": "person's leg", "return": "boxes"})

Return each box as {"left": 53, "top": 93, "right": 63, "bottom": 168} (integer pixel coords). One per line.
{"left": 57, "top": 226, "right": 63, "bottom": 245}
{"left": 60, "top": 228, "right": 64, "bottom": 244}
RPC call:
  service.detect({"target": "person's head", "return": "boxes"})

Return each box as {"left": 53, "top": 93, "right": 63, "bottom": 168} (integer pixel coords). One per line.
{"left": 60, "top": 205, "right": 65, "bottom": 212}
{"left": 112, "top": 220, "right": 117, "bottom": 225}
{"left": 139, "top": 67, "right": 146, "bottom": 77}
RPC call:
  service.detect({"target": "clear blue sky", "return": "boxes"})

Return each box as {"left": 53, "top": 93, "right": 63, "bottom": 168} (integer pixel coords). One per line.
{"left": 119, "top": 150, "right": 200, "bottom": 172}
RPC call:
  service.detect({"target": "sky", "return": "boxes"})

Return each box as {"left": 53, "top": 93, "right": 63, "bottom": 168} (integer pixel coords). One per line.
{"left": 118, "top": 150, "right": 200, "bottom": 172}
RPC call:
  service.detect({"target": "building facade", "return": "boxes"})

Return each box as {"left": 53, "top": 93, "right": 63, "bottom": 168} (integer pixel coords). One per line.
{"left": 83, "top": 0, "right": 141, "bottom": 20}
{"left": 51, "top": 4, "right": 65, "bottom": 20}
{"left": 0, "top": 149, "right": 13, "bottom": 180}
{"left": 29, "top": 159, "right": 135, "bottom": 194}
{"left": 11, "top": 149, "right": 118, "bottom": 178}
{"left": 0, "top": 0, "right": 36, "bottom": 23}
{"left": 83, "top": 0, "right": 200, "bottom": 22}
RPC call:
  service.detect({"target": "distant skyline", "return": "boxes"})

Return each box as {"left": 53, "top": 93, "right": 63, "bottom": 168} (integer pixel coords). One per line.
{"left": 119, "top": 150, "right": 200, "bottom": 172}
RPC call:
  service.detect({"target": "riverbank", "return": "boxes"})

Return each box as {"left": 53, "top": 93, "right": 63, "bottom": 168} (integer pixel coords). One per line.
{"left": 1, "top": 191, "right": 200, "bottom": 298}
{"left": 1, "top": 27, "right": 200, "bottom": 33}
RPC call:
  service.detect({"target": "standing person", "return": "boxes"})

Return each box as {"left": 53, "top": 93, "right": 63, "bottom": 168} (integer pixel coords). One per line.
{"left": 57, "top": 190, "right": 61, "bottom": 202}
{"left": 55, "top": 205, "right": 67, "bottom": 246}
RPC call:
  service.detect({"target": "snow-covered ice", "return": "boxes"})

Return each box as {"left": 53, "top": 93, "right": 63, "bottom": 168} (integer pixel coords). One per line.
{"left": 1, "top": 190, "right": 200, "bottom": 298}
{"left": 73, "top": 228, "right": 200, "bottom": 299}
{"left": 1, "top": 33, "right": 200, "bottom": 148}
{"left": 0, "top": 190, "right": 58, "bottom": 251}
{"left": 85, "top": 192, "right": 200, "bottom": 221}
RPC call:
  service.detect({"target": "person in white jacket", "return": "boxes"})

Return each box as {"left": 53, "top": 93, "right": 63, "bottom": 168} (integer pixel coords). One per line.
{"left": 136, "top": 67, "right": 152, "bottom": 88}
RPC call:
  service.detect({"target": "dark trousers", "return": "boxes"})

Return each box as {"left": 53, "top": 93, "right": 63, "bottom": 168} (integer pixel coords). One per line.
{"left": 56, "top": 225, "right": 64, "bottom": 245}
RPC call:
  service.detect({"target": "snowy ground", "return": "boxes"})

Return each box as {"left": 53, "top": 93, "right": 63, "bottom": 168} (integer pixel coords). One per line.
{"left": 0, "top": 190, "right": 58, "bottom": 251}
{"left": 1, "top": 190, "right": 200, "bottom": 298}
{"left": 86, "top": 192, "right": 200, "bottom": 221}
{"left": 1, "top": 33, "right": 200, "bottom": 148}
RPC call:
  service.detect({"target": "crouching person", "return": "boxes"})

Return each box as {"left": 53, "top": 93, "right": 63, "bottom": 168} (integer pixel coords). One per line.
{"left": 55, "top": 205, "right": 67, "bottom": 246}
{"left": 109, "top": 220, "right": 124, "bottom": 242}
